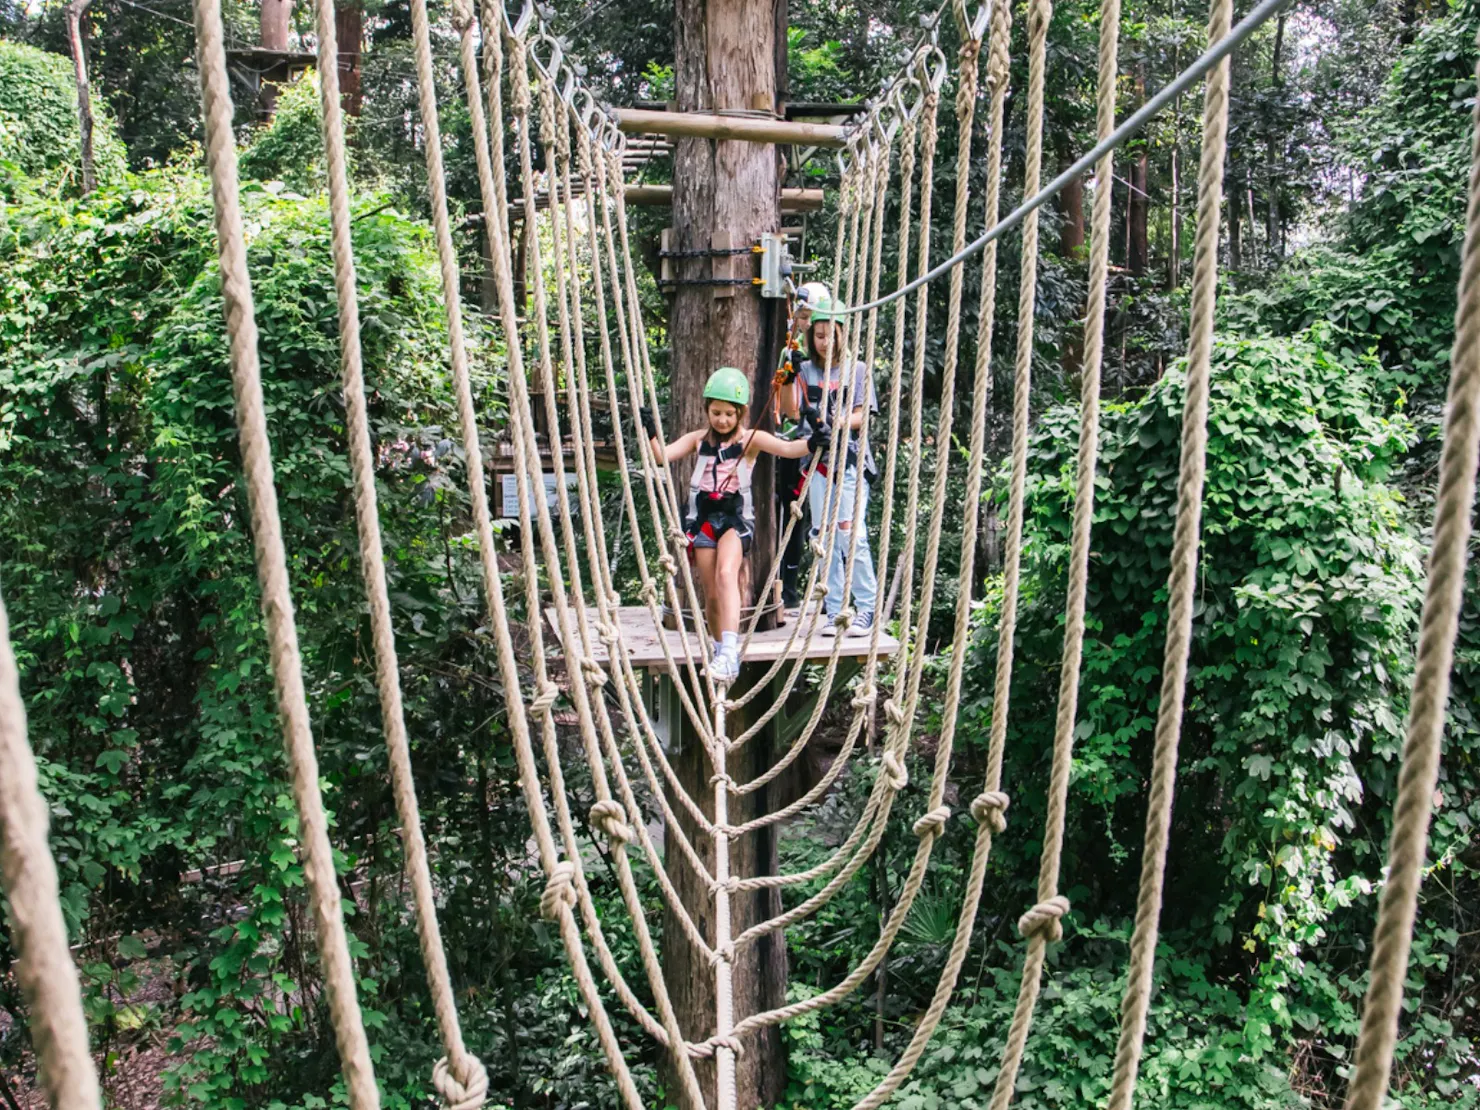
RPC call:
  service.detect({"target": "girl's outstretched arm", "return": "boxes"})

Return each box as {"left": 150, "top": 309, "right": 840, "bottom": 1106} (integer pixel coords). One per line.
{"left": 748, "top": 427, "right": 826, "bottom": 460}
{"left": 640, "top": 406, "right": 701, "bottom": 463}
{"left": 659, "top": 429, "right": 702, "bottom": 463}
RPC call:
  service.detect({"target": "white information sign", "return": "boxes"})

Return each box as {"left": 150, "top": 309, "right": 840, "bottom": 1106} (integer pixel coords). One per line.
{"left": 500, "top": 472, "right": 579, "bottom": 518}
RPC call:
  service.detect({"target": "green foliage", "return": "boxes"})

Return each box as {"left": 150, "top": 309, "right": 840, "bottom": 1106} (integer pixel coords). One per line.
{"left": 0, "top": 38, "right": 126, "bottom": 197}
{"left": 0, "top": 167, "right": 611, "bottom": 1109}
{"left": 238, "top": 71, "right": 329, "bottom": 195}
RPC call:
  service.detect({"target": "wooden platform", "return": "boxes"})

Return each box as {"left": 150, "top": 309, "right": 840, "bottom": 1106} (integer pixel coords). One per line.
{"left": 544, "top": 605, "right": 899, "bottom": 670}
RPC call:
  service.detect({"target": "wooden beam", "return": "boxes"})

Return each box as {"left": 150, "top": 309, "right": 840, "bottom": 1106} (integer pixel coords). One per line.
{"left": 614, "top": 106, "right": 848, "bottom": 148}
{"left": 624, "top": 184, "right": 825, "bottom": 212}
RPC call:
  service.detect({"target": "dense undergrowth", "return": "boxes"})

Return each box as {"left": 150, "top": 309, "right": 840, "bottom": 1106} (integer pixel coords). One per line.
{"left": 3, "top": 1, "right": 1480, "bottom": 1108}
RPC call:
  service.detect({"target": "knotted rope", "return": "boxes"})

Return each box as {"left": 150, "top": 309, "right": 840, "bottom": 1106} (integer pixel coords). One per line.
{"left": 1104, "top": 0, "right": 1234, "bottom": 1104}
{"left": 311, "top": 0, "right": 485, "bottom": 1100}
{"left": 988, "top": 0, "right": 1118, "bottom": 1096}
{"left": 191, "top": 0, "right": 379, "bottom": 1102}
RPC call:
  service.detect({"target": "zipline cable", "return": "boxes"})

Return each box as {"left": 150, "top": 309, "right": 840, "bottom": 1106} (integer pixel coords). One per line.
{"left": 839, "top": 0, "right": 1291, "bottom": 317}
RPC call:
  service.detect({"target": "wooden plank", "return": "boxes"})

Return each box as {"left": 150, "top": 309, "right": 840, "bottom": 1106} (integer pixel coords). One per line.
{"left": 614, "top": 107, "right": 849, "bottom": 148}
{"left": 544, "top": 605, "right": 899, "bottom": 670}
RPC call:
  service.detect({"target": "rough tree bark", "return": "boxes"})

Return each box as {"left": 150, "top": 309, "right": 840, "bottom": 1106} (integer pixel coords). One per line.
{"left": 663, "top": 0, "right": 788, "bottom": 1106}
{"left": 259, "top": 0, "right": 292, "bottom": 117}
{"left": 335, "top": 0, "right": 363, "bottom": 116}
{"left": 1059, "top": 150, "right": 1085, "bottom": 377}
{"left": 1127, "top": 70, "right": 1149, "bottom": 276}
{"left": 65, "top": 0, "right": 95, "bottom": 195}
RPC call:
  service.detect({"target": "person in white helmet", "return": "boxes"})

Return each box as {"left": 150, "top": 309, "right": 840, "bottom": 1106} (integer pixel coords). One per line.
{"left": 781, "top": 294, "right": 879, "bottom": 638}
{"left": 773, "top": 281, "right": 831, "bottom": 616}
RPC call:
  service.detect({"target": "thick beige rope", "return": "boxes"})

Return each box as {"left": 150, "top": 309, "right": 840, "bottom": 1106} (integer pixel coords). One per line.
{"left": 191, "top": 2, "right": 380, "bottom": 1104}
{"left": 685, "top": 74, "right": 949, "bottom": 1049}
{"left": 988, "top": 0, "right": 1117, "bottom": 1095}
{"left": 489, "top": 45, "right": 709, "bottom": 1098}
{"left": 0, "top": 586, "right": 102, "bottom": 1110}
{"left": 1342, "top": 34, "right": 1480, "bottom": 1110}
{"left": 1104, "top": 0, "right": 1233, "bottom": 1103}
{"left": 582, "top": 124, "right": 720, "bottom": 734}
{"left": 400, "top": 1, "right": 645, "bottom": 1103}
{"left": 852, "top": 2, "right": 1032, "bottom": 1103}
{"left": 310, "top": 6, "right": 486, "bottom": 1105}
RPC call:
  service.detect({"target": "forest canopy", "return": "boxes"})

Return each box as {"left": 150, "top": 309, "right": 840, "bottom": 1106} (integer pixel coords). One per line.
{"left": 1, "top": 0, "right": 1479, "bottom": 1108}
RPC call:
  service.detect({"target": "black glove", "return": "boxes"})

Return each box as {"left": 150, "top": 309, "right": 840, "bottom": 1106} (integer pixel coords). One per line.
{"left": 807, "top": 422, "right": 832, "bottom": 453}
{"left": 639, "top": 405, "right": 660, "bottom": 441}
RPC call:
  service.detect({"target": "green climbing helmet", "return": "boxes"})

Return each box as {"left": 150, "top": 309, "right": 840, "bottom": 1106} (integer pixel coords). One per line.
{"left": 704, "top": 366, "right": 751, "bottom": 406}
{"left": 809, "top": 295, "right": 847, "bottom": 325}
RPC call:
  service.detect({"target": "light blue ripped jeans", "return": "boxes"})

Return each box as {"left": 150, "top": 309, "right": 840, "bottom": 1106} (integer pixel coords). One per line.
{"left": 807, "top": 464, "right": 878, "bottom": 619}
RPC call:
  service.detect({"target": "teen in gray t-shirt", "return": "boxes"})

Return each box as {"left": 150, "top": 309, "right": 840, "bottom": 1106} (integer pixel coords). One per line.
{"left": 781, "top": 304, "right": 879, "bottom": 634}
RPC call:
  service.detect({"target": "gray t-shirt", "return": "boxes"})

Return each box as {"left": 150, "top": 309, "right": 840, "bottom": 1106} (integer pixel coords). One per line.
{"left": 800, "top": 358, "right": 877, "bottom": 475}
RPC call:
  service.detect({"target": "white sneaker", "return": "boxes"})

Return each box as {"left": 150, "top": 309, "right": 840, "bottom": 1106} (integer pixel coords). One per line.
{"left": 846, "top": 613, "right": 875, "bottom": 637}
{"left": 820, "top": 618, "right": 840, "bottom": 637}
{"left": 709, "top": 649, "right": 739, "bottom": 683}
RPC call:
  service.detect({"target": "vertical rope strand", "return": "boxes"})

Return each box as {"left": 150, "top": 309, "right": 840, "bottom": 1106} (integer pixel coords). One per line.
{"left": 191, "top": 1, "right": 380, "bottom": 1104}
{"left": 311, "top": 5, "right": 485, "bottom": 1104}
{"left": 988, "top": 0, "right": 1117, "bottom": 1096}
{"left": 1342, "top": 27, "right": 1480, "bottom": 1110}
{"left": 1104, "top": 0, "right": 1234, "bottom": 1103}
{"left": 0, "top": 586, "right": 102, "bottom": 1110}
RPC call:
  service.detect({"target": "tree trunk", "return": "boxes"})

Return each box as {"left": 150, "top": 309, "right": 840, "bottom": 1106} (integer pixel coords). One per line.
{"left": 1058, "top": 152, "right": 1085, "bottom": 377}
{"left": 335, "top": 0, "right": 363, "bottom": 116}
{"left": 665, "top": 0, "right": 788, "bottom": 1106}
{"left": 1128, "top": 149, "right": 1149, "bottom": 276}
{"left": 1057, "top": 153, "right": 1085, "bottom": 259}
{"left": 1265, "top": 11, "right": 1285, "bottom": 257}
{"left": 1168, "top": 145, "right": 1180, "bottom": 290}
{"left": 1127, "top": 69, "right": 1149, "bottom": 277}
{"left": 259, "top": 0, "right": 292, "bottom": 116}
{"left": 66, "top": 0, "right": 95, "bottom": 195}
{"left": 1228, "top": 172, "right": 1242, "bottom": 272}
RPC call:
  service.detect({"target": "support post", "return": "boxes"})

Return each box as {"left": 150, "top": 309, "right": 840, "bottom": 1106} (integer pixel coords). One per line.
{"left": 661, "top": 0, "right": 789, "bottom": 1104}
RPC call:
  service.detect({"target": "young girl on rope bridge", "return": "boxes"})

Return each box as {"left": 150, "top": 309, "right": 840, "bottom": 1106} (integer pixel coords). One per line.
{"left": 781, "top": 296, "right": 879, "bottom": 637}
{"left": 643, "top": 367, "right": 828, "bottom": 683}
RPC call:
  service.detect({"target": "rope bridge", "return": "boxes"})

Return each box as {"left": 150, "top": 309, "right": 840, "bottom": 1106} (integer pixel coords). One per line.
{"left": 1, "top": 0, "right": 1477, "bottom": 1106}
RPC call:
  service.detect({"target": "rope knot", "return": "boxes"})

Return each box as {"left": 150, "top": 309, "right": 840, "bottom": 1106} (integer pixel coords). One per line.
{"left": 658, "top": 554, "right": 678, "bottom": 577}
{"left": 969, "top": 790, "right": 1011, "bottom": 833}
{"left": 880, "top": 751, "right": 909, "bottom": 792}
{"left": 668, "top": 526, "right": 691, "bottom": 548}
{"left": 810, "top": 579, "right": 831, "bottom": 601}
{"left": 709, "top": 771, "right": 735, "bottom": 790}
{"left": 540, "top": 860, "right": 577, "bottom": 921}
{"left": 597, "top": 621, "right": 619, "bottom": 647}
{"left": 529, "top": 682, "right": 560, "bottom": 719}
{"left": 1017, "top": 895, "right": 1070, "bottom": 942}
{"left": 432, "top": 1054, "right": 488, "bottom": 1110}
{"left": 589, "top": 799, "right": 633, "bottom": 846}
{"left": 883, "top": 698, "right": 908, "bottom": 727}
{"left": 789, "top": 500, "right": 805, "bottom": 521}
{"left": 447, "top": 0, "right": 475, "bottom": 32}
{"left": 708, "top": 874, "right": 742, "bottom": 896}
{"left": 834, "top": 607, "right": 855, "bottom": 629}
{"left": 850, "top": 685, "right": 878, "bottom": 711}
{"left": 686, "top": 1034, "right": 744, "bottom": 1060}
{"left": 912, "top": 805, "right": 952, "bottom": 838}
{"left": 581, "top": 656, "right": 609, "bottom": 687}
{"left": 708, "top": 942, "right": 735, "bottom": 968}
